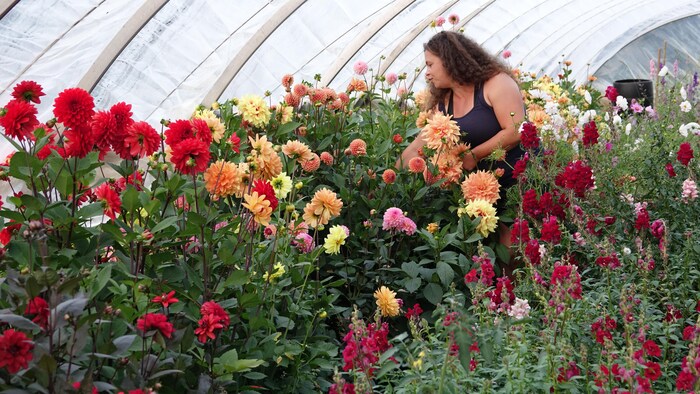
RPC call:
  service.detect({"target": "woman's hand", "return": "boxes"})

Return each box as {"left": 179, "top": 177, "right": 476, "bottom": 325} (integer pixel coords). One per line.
{"left": 462, "top": 150, "right": 477, "bottom": 171}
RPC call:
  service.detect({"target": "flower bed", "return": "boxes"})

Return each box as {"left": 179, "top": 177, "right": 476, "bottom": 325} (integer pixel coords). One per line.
{"left": 0, "top": 60, "right": 698, "bottom": 393}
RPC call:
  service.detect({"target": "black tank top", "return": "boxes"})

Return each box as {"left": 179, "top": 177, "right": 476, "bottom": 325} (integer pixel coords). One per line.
{"left": 438, "top": 85, "right": 525, "bottom": 188}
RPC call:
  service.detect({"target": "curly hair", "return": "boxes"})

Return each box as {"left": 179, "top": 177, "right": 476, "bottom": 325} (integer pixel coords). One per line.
{"left": 423, "top": 31, "right": 511, "bottom": 110}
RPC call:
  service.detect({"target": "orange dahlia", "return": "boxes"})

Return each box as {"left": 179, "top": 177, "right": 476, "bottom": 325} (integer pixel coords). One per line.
{"left": 302, "top": 188, "right": 343, "bottom": 228}
{"left": 203, "top": 160, "right": 245, "bottom": 198}
{"left": 248, "top": 135, "right": 282, "bottom": 180}
{"left": 301, "top": 153, "right": 320, "bottom": 173}
{"left": 422, "top": 112, "right": 460, "bottom": 151}
{"left": 282, "top": 140, "right": 313, "bottom": 163}
{"left": 242, "top": 191, "right": 273, "bottom": 227}
{"left": 461, "top": 170, "right": 501, "bottom": 204}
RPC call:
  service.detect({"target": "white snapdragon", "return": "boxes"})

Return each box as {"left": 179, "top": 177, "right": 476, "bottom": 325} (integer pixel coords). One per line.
{"left": 507, "top": 298, "right": 531, "bottom": 320}
{"left": 578, "top": 109, "right": 596, "bottom": 125}
{"left": 680, "top": 86, "right": 687, "bottom": 100}
{"left": 658, "top": 65, "right": 669, "bottom": 77}
{"left": 616, "top": 96, "right": 629, "bottom": 111}
{"left": 680, "top": 101, "right": 692, "bottom": 113}
{"left": 679, "top": 122, "right": 700, "bottom": 137}
{"left": 584, "top": 90, "right": 592, "bottom": 105}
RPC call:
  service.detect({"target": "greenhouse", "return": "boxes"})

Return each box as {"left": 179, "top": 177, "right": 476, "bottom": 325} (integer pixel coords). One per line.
{"left": 0, "top": 0, "right": 699, "bottom": 393}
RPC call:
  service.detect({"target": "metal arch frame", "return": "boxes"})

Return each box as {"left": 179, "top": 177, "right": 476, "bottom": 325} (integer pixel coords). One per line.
{"left": 202, "top": 0, "right": 306, "bottom": 106}
{"left": 406, "top": 0, "right": 497, "bottom": 91}
{"left": 516, "top": 0, "right": 653, "bottom": 74}
{"left": 0, "top": 0, "right": 108, "bottom": 97}
{"left": 0, "top": 0, "right": 19, "bottom": 19}
{"left": 583, "top": 10, "right": 700, "bottom": 83}
{"left": 376, "top": 0, "right": 460, "bottom": 77}
{"left": 320, "top": 0, "right": 416, "bottom": 87}
{"left": 566, "top": 3, "right": 700, "bottom": 82}
{"left": 79, "top": 0, "right": 168, "bottom": 93}
{"left": 482, "top": 0, "right": 575, "bottom": 55}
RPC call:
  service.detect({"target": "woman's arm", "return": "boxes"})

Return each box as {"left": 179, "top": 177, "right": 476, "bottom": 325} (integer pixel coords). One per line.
{"left": 462, "top": 73, "right": 525, "bottom": 170}
{"left": 396, "top": 130, "right": 426, "bottom": 169}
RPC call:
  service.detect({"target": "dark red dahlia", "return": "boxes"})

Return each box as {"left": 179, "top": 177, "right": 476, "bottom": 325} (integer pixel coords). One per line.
{"left": 24, "top": 297, "right": 49, "bottom": 330}
{"left": 0, "top": 329, "right": 34, "bottom": 373}
{"left": 520, "top": 122, "right": 540, "bottom": 150}
{"left": 604, "top": 86, "right": 618, "bottom": 102}
{"left": 676, "top": 142, "right": 694, "bottom": 166}
{"left": 582, "top": 121, "right": 599, "bottom": 147}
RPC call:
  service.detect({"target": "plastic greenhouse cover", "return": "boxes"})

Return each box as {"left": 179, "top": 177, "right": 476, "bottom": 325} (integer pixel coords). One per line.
{"left": 0, "top": 0, "right": 699, "bottom": 140}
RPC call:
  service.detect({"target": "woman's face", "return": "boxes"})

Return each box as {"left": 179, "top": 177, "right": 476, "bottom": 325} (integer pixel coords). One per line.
{"left": 424, "top": 50, "right": 451, "bottom": 88}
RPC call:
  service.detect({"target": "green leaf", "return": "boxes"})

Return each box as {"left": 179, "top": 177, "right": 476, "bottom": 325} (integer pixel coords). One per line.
{"left": 149, "top": 369, "right": 184, "bottom": 380}
{"left": 77, "top": 202, "right": 105, "bottom": 219}
{"left": 401, "top": 261, "right": 420, "bottom": 278}
{"left": 113, "top": 335, "right": 137, "bottom": 355}
{"left": 423, "top": 283, "right": 443, "bottom": 305}
{"left": 90, "top": 264, "right": 113, "bottom": 299}
{"left": 224, "top": 270, "right": 248, "bottom": 287}
{"left": 151, "top": 216, "right": 179, "bottom": 234}
{"left": 0, "top": 313, "right": 41, "bottom": 331}
{"left": 465, "top": 232, "right": 483, "bottom": 243}
{"left": 404, "top": 277, "right": 421, "bottom": 293}
{"left": 243, "top": 372, "right": 267, "bottom": 380}
{"left": 436, "top": 261, "right": 454, "bottom": 287}
{"left": 121, "top": 186, "right": 141, "bottom": 212}
{"left": 217, "top": 349, "right": 264, "bottom": 373}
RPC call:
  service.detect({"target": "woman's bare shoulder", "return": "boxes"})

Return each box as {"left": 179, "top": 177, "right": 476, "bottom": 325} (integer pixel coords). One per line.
{"left": 483, "top": 72, "right": 520, "bottom": 104}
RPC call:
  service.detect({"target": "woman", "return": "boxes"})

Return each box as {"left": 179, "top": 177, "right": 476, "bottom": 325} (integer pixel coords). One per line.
{"left": 399, "top": 31, "right": 526, "bottom": 260}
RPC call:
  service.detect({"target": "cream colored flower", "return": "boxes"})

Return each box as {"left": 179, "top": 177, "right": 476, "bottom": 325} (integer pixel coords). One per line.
{"left": 464, "top": 199, "right": 499, "bottom": 237}
{"left": 238, "top": 95, "right": 271, "bottom": 128}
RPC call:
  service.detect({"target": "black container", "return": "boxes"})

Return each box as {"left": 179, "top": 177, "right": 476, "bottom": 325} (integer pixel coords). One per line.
{"left": 613, "top": 79, "right": 654, "bottom": 108}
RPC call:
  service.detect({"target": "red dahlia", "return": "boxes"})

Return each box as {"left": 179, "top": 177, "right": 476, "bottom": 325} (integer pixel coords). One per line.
{"left": 53, "top": 87, "right": 95, "bottom": 129}
{"left": 165, "top": 119, "right": 212, "bottom": 147}
{"left": 136, "top": 313, "right": 173, "bottom": 338}
{"left": 108, "top": 102, "right": 134, "bottom": 148}
{"left": 118, "top": 121, "right": 159, "bottom": 159}
{"left": 11, "top": 81, "right": 45, "bottom": 104}
{"left": 0, "top": 99, "right": 39, "bottom": 141}
{"left": 194, "top": 313, "right": 224, "bottom": 343}
{"left": 91, "top": 110, "right": 117, "bottom": 151}
{"left": 0, "top": 329, "right": 34, "bottom": 374}
{"left": 170, "top": 138, "right": 210, "bottom": 175}
{"left": 94, "top": 183, "right": 121, "bottom": 221}
{"left": 64, "top": 125, "right": 96, "bottom": 158}
{"left": 200, "top": 301, "right": 230, "bottom": 328}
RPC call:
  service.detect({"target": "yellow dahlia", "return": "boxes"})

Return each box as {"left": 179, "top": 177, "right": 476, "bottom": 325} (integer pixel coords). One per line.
{"left": 323, "top": 225, "right": 348, "bottom": 255}
{"left": 303, "top": 188, "right": 343, "bottom": 228}
{"left": 278, "top": 105, "right": 294, "bottom": 124}
{"left": 374, "top": 286, "right": 400, "bottom": 317}
{"left": 464, "top": 199, "right": 499, "bottom": 237}
{"left": 461, "top": 170, "right": 501, "bottom": 204}
{"left": 242, "top": 191, "right": 273, "bottom": 227}
{"left": 238, "top": 95, "right": 271, "bottom": 128}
